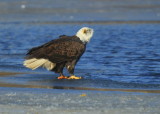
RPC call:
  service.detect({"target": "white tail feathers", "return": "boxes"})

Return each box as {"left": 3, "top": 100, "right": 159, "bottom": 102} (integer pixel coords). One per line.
{"left": 42, "top": 60, "right": 56, "bottom": 70}
{"left": 23, "top": 58, "right": 56, "bottom": 70}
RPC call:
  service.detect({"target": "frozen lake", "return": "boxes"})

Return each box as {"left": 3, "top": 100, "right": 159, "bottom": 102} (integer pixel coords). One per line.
{"left": 0, "top": 0, "right": 160, "bottom": 113}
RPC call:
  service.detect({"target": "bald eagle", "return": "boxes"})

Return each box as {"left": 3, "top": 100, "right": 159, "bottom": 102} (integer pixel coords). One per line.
{"left": 23, "top": 27, "right": 94, "bottom": 79}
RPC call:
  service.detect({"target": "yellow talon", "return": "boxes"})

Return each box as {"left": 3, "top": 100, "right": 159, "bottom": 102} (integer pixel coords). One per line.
{"left": 68, "top": 75, "right": 82, "bottom": 79}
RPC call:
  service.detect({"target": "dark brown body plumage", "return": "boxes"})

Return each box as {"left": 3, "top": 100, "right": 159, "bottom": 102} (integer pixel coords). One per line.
{"left": 25, "top": 35, "right": 86, "bottom": 75}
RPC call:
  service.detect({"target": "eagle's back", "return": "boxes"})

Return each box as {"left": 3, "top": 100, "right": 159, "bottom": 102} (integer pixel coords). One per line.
{"left": 26, "top": 35, "right": 86, "bottom": 63}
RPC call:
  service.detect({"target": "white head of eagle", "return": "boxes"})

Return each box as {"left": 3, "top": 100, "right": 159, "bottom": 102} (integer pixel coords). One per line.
{"left": 76, "top": 27, "right": 94, "bottom": 43}
{"left": 24, "top": 27, "right": 94, "bottom": 79}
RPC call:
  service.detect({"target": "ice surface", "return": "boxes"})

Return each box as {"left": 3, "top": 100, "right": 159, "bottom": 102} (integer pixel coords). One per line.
{"left": 0, "top": 0, "right": 160, "bottom": 22}
{"left": 0, "top": 87, "right": 160, "bottom": 114}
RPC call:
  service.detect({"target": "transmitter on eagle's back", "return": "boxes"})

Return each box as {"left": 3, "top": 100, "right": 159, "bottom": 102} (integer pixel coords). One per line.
{"left": 23, "top": 27, "right": 94, "bottom": 79}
